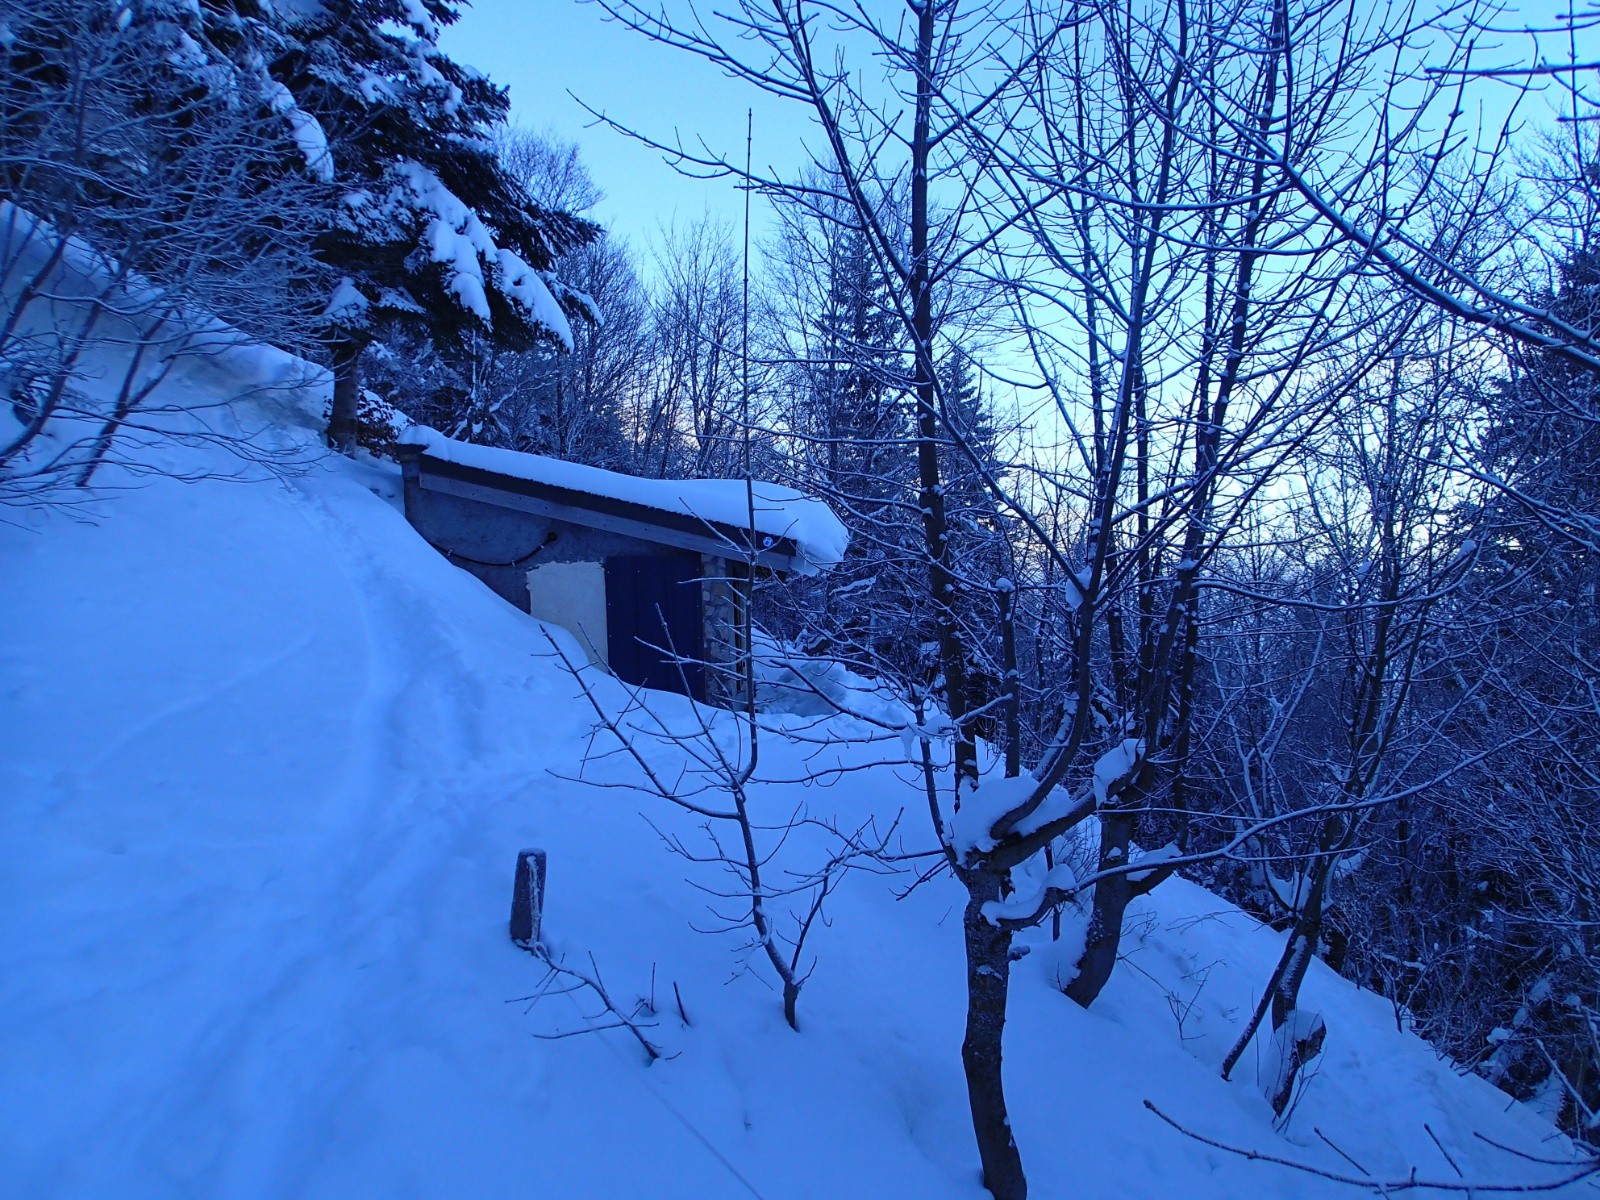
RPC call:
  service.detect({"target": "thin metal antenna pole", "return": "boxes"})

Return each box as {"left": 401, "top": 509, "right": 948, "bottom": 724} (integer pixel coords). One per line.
{"left": 739, "top": 108, "right": 758, "bottom": 730}
{"left": 743, "top": 108, "right": 753, "bottom": 488}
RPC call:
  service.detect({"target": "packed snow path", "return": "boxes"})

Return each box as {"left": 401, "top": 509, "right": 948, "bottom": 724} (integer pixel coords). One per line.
{"left": 3, "top": 438, "right": 1590, "bottom": 1198}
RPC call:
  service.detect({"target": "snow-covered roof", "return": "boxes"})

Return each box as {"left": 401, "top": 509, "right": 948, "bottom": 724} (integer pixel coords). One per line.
{"left": 397, "top": 427, "right": 848, "bottom": 574}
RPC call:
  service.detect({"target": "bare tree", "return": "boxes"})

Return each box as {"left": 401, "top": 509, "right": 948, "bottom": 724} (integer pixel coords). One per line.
{"left": 580, "top": 0, "right": 1562, "bottom": 1194}
{"left": 636, "top": 219, "right": 761, "bottom": 479}
{"left": 1212, "top": 322, "right": 1489, "bottom": 1113}
{"left": 0, "top": 0, "right": 332, "bottom": 500}
{"left": 1256, "top": 0, "right": 1600, "bottom": 379}
{"left": 541, "top": 590, "right": 890, "bottom": 1032}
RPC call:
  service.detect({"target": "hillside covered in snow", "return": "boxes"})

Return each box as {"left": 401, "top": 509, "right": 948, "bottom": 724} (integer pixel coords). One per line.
{"left": 2, "top": 322, "right": 1594, "bottom": 1199}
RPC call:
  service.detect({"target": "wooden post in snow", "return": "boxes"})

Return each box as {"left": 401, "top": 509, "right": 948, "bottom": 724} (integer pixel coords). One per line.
{"left": 510, "top": 848, "right": 547, "bottom": 949}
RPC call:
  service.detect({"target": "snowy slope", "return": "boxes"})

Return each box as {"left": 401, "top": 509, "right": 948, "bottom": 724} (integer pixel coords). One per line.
{"left": 1, "top": 354, "right": 1590, "bottom": 1199}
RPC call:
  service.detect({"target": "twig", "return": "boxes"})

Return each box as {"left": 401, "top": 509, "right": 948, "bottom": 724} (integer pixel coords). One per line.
{"left": 674, "top": 980, "right": 693, "bottom": 1026}
{"left": 1143, "top": 1100, "right": 1600, "bottom": 1193}
{"left": 523, "top": 944, "right": 666, "bottom": 1063}
{"left": 1427, "top": 1124, "right": 1467, "bottom": 1180}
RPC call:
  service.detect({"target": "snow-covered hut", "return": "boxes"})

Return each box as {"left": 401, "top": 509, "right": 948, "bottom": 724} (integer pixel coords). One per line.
{"left": 394, "top": 428, "right": 847, "bottom": 705}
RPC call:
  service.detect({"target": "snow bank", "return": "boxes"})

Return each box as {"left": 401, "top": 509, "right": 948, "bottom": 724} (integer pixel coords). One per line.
{"left": 400, "top": 425, "right": 850, "bottom": 573}
{"left": 0, "top": 201, "right": 330, "bottom": 483}
{"left": 752, "top": 631, "right": 913, "bottom": 726}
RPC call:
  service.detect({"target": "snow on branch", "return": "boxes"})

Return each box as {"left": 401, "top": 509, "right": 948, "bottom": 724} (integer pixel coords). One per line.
{"left": 361, "top": 162, "right": 574, "bottom": 346}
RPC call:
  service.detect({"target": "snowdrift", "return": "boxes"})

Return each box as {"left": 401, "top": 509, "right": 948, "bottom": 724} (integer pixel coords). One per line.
{"left": 1, "top": 335, "right": 1590, "bottom": 1199}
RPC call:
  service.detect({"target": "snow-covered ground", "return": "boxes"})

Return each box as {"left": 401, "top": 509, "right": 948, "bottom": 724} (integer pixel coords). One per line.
{"left": 2, "top": 346, "right": 1592, "bottom": 1199}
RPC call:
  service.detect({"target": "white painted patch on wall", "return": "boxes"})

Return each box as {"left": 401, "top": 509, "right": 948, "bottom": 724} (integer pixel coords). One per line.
{"left": 527, "top": 560, "right": 608, "bottom": 666}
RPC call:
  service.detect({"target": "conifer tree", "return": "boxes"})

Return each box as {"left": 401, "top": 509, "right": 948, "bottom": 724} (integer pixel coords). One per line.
{"left": 792, "top": 226, "right": 923, "bottom": 671}
{"left": 934, "top": 347, "right": 1013, "bottom": 739}
{"left": 234, "top": 0, "right": 601, "bottom": 452}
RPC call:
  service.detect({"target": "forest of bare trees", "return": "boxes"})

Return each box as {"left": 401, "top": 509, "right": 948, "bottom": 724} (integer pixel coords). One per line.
{"left": 5, "top": 2, "right": 1600, "bottom": 1197}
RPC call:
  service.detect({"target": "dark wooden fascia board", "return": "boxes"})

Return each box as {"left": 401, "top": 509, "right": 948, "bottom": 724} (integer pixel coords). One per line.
{"left": 415, "top": 453, "right": 802, "bottom": 573}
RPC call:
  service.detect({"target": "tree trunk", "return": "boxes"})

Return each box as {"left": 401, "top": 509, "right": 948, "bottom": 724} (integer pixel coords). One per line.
{"left": 1065, "top": 808, "right": 1136, "bottom": 1007}
{"left": 1220, "top": 840, "right": 1337, "bottom": 1101}
{"left": 960, "top": 870, "right": 1027, "bottom": 1200}
{"left": 1265, "top": 865, "right": 1329, "bottom": 1115}
{"left": 327, "top": 335, "right": 365, "bottom": 455}
{"left": 907, "top": 0, "right": 976, "bottom": 791}
{"left": 74, "top": 340, "right": 155, "bottom": 488}
{"left": 999, "top": 583, "right": 1021, "bottom": 779}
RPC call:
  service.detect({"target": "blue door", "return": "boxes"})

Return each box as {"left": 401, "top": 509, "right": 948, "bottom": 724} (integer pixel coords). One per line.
{"left": 604, "top": 555, "right": 706, "bottom": 701}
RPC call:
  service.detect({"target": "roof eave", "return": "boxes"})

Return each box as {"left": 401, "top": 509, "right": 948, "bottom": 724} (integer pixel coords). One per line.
{"left": 408, "top": 450, "right": 806, "bottom": 573}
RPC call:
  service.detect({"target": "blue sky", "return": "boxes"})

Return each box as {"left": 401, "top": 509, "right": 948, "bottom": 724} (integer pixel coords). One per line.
{"left": 440, "top": 1, "right": 813, "bottom": 249}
